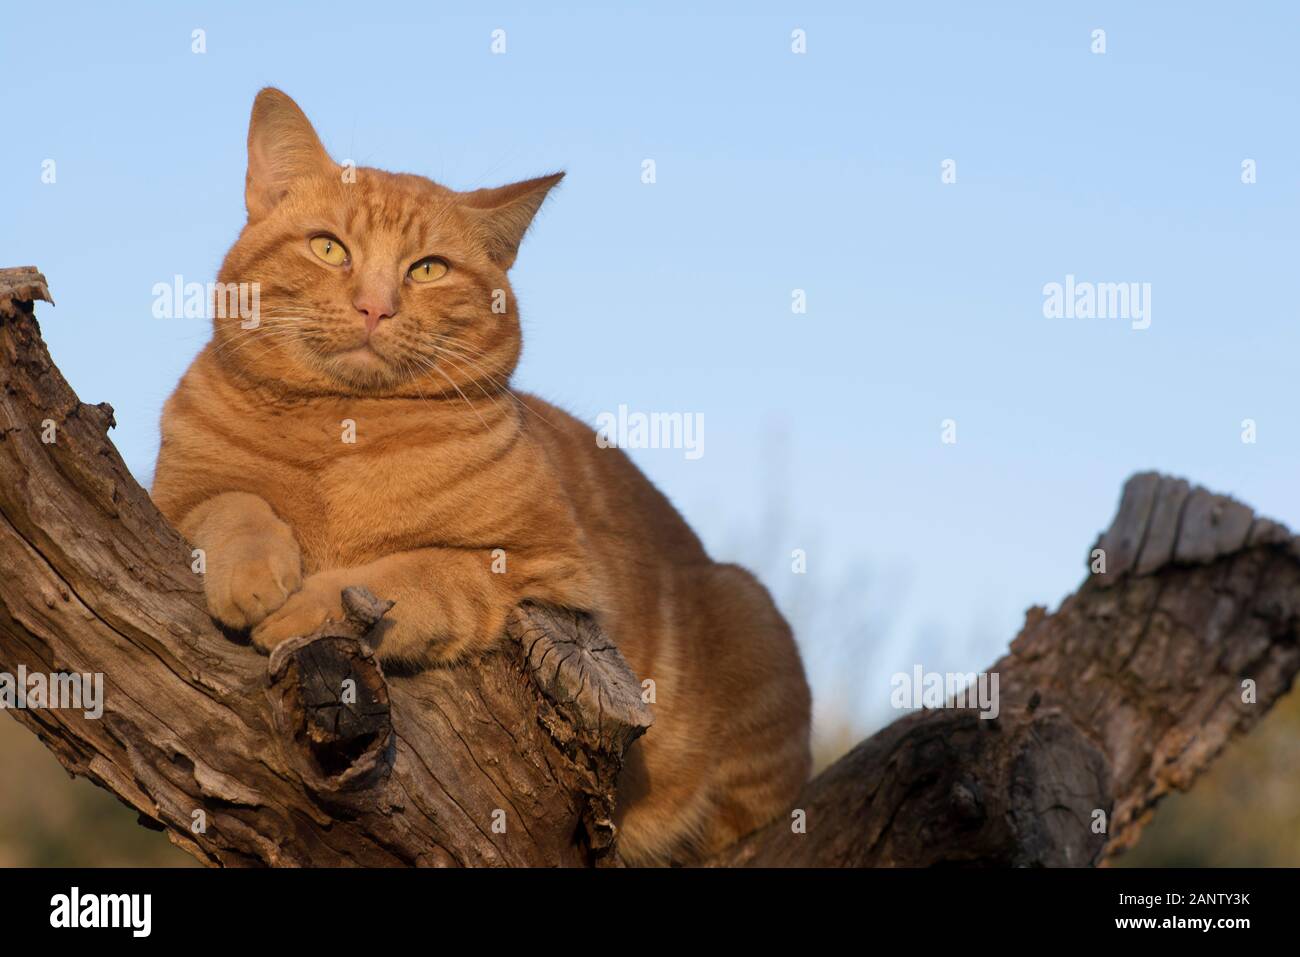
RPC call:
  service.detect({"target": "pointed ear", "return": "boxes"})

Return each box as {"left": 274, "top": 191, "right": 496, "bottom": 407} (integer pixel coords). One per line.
{"left": 245, "top": 88, "right": 335, "bottom": 221}
{"left": 459, "top": 172, "right": 564, "bottom": 269}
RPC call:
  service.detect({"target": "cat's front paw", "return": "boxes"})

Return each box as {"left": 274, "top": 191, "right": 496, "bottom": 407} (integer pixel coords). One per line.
{"left": 250, "top": 570, "right": 347, "bottom": 653}
{"left": 202, "top": 524, "right": 303, "bottom": 630}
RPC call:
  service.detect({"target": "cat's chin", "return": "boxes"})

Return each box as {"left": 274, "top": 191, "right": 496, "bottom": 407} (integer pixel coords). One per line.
{"left": 320, "top": 346, "right": 399, "bottom": 390}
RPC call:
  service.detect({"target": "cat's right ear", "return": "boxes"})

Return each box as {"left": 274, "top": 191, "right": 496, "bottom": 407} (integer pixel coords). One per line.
{"left": 245, "top": 88, "right": 335, "bottom": 221}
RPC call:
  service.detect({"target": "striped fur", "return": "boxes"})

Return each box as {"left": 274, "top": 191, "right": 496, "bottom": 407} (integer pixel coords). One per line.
{"left": 152, "top": 89, "right": 811, "bottom": 864}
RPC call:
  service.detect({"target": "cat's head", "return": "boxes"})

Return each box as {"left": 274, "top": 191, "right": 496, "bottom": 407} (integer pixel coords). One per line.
{"left": 213, "top": 88, "right": 561, "bottom": 399}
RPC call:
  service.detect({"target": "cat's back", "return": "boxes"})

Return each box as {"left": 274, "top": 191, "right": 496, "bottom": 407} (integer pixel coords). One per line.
{"left": 517, "top": 392, "right": 709, "bottom": 565}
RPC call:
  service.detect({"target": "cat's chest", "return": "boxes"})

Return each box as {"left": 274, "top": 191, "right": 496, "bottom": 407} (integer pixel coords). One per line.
{"left": 264, "top": 416, "right": 505, "bottom": 569}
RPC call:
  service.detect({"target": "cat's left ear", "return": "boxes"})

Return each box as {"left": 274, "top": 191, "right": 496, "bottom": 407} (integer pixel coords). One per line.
{"left": 245, "top": 88, "right": 336, "bottom": 221}
{"left": 459, "top": 172, "right": 564, "bottom": 270}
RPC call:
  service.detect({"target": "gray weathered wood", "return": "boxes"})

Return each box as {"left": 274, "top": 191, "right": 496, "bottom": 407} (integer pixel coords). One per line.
{"left": 713, "top": 473, "right": 1300, "bottom": 865}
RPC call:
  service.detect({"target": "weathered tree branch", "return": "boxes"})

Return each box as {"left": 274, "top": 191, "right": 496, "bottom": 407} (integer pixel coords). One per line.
{"left": 0, "top": 268, "right": 651, "bottom": 866}
{"left": 2, "top": 266, "right": 1297, "bottom": 867}
{"left": 712, "top": 474, "right": 1300, "bottom": 866}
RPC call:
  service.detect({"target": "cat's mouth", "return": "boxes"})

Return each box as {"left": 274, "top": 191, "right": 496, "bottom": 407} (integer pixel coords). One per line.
{"left": 293, "top": 332, "right": 422, "bottom": 390}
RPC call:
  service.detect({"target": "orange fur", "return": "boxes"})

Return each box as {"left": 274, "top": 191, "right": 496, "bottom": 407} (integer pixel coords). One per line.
{"left": 151, "top": 89, "right": 811, "bottom": 864}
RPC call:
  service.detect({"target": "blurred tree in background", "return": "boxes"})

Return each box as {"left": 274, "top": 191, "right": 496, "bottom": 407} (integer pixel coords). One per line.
{"left": 0, "top": 716, "right": 192, "bottom": 866}
{"left": 1113, "top": 685, "right": 1300, "bottom": 867}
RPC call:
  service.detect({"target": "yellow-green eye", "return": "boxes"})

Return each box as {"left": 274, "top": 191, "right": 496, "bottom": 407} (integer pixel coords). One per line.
{"left": 309, "top": 235, "right": 348, "bottom": 266}
{"left": 409, "top": 257, "right": 449, "bottom": 283}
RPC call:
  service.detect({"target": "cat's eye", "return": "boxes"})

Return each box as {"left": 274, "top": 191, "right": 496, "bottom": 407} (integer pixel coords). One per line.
{"left": 409, "top": 257, "right": 449, "bottom": 284}
{"left": 309, "top": 235, "right": 349, "bottom": 266}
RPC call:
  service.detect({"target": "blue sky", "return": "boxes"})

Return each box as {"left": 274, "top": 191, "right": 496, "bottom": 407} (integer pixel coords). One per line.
{"left": 4, "top": 2, "right": 1298, "bottom": 736}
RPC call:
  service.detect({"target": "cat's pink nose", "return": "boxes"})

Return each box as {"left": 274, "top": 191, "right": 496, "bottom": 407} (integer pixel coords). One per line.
{"left": 354, "top": 295, "right": 395, "bottom": 334}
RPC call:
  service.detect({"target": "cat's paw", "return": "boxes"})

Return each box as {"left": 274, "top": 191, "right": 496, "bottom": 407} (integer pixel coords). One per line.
{"left": 202, "top": 523, "right": 303, "bottom": 630}
{"left": 250, "top": 570, "right": 347, "bottom": 653}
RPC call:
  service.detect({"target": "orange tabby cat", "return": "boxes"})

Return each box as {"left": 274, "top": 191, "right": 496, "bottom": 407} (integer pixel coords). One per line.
{"left": 151, "top": 88, "right": 811, "bottom": 865}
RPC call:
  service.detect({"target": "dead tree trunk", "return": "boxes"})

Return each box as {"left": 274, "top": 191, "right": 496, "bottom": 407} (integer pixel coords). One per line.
{"left": 2, "top": 266, "right": 1297, "bottom": 867}
{"left": 715, "top": 476, "right": 1300, "bottom": 865}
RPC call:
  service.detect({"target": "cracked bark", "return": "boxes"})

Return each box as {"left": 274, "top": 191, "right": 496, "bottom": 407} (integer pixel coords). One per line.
{"left": 711, "top": 472, "right": 1300, "bottom": 866}
{"left": 2, "top": 266, "right": 1297, "bottom": 867}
